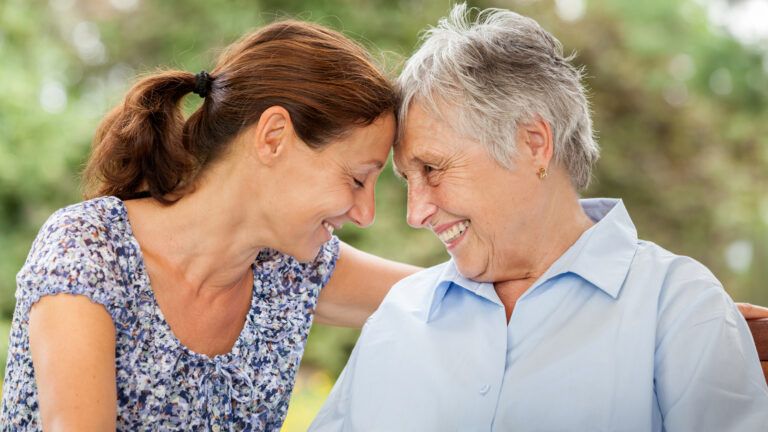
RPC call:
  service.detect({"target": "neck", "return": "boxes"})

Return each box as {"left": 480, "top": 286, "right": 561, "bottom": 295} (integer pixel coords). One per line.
{"left": 494, "top": 181, "right": 594, "bottom": 294}
{"left": 124, "top": 159, "right": 268, "bottom": 296}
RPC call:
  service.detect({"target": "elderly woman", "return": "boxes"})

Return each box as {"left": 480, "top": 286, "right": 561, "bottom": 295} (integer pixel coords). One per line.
{"left": 0, "top": 20, "right": 418, "bottom": 431}
{"left": 311, "top": 5, "right": 768, "bottom": 431}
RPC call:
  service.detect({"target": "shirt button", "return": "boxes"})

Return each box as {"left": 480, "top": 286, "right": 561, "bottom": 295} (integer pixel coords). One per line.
{"left": 479, "top": 384, "right": 491, "bottom": 395}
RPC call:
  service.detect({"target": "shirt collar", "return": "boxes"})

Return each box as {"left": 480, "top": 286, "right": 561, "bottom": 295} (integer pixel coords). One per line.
{"left": 529, "top": 198, "right": 639, "bottom": 299}
{"left": 422, "top": 261, "right": 501, "bottom": 322}
{"left": 422, "top": 198, "right": 639, "bottom": 322}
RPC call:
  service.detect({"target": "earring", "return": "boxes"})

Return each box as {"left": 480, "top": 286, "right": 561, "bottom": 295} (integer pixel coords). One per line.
{"left": 537, "top": 167, "right": 548, "bottom": 179}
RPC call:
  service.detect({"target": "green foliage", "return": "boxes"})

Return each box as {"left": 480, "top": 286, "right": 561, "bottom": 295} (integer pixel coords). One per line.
{"left": 1, "top": 0, "right": 767, "bottom": 401}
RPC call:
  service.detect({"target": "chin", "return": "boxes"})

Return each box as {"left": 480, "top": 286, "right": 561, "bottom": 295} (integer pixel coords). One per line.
{"left": 453, "top": 256, "right": 493, "bottom": 282}
{"left": 453, "top": 257, "right": 482, "bottom": 281}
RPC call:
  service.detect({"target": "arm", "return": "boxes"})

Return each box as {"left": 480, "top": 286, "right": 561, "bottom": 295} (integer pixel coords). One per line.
{"left": 737, "top": 302, "right": 768, "bottom": 320}
{"left": 315, "top": 242, "right": 421, "bottom": 327}
{"left": 29, "top": 294, "right": 117, "bottom": 431}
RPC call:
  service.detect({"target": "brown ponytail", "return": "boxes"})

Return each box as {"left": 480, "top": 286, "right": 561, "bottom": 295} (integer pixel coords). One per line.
{"left": 83, "top": 72, "right": 198, "bottom": 203}
{"left": 83, "top": 20, "right": 397, "bottom": 204}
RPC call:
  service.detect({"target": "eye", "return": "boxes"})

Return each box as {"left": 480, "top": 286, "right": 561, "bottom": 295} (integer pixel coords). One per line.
{"left": 353, "top": 178, "right": 365, "bottom": 188}
{"left": 421, "top": 163, "right": 442, "bottom": 186}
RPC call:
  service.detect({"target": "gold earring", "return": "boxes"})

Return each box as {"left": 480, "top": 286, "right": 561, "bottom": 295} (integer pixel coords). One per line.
{"left": 537, "top": 167, "right": 548, "bottom": 179}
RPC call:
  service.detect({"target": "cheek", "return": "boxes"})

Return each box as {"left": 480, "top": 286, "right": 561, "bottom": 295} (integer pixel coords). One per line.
{"left": 460, "top": 195, "right": 505, "bottom": 252}
{"left": 306, "top": 184, "right": 355, "bottom": 217}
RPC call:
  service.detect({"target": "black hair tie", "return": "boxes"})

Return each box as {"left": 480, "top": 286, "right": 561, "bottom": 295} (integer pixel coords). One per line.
{"left": 193, "top": 70, "right": 212, "bottom": 98}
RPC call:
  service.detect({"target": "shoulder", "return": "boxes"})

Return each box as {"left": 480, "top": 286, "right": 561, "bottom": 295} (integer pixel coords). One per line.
{"left": 27, "top": 196, "right": 127, "bottom": 259}
{"left": 16, "top": 197, "right": 131, "bottom": 316}
{"left": 633, "top": 240, "right": 722, "bottom": 298}
{"left": 23, "top": 197, "right": 129, "bottom": 272}
{"left": 634, "top": 240, "right": 718, "bottom": 284}
{"left": 632, "top": 240, "right": 733, "bottom": 336}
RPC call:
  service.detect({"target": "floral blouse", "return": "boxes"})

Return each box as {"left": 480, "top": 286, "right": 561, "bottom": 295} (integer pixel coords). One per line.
{"left": 1, "top": 196, "right": 339, "bottom": 431}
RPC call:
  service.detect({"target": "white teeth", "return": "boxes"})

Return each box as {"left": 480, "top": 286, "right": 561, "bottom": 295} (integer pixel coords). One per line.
{"left": 322, "top": 222, "right": 335, "bottom": 235}
{"left": 436, "top": 221, "right": 469, "bottom": 244}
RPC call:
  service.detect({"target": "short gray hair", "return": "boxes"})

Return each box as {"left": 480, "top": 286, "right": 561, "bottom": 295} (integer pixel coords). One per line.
{"left": 397, "top": 3, "right": 599, "bottom": 190}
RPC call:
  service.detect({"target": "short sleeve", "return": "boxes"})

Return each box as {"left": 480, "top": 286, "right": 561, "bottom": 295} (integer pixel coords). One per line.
{"left": 15, "top": 206, "right": 123, "bottom": 322}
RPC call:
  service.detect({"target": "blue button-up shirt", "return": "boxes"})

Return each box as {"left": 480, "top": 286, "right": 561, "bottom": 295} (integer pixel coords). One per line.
{"left": 311, "top": 199, "right": 768, "bottom": 431}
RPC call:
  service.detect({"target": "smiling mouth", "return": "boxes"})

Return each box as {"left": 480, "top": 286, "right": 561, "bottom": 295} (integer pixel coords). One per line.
{"left": 436, "top": 220, "right": 470, "bottom": 244}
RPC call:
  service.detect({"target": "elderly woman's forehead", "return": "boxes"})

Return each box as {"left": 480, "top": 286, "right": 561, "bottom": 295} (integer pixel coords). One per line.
{"left": 398, "top": 108, "right": 456, "bottom": 146}
{"left": 392, "top": 131, "right": 463, "bottom": 169}
{"left": 393, "top": 130, "right": 442, "bottom": 161}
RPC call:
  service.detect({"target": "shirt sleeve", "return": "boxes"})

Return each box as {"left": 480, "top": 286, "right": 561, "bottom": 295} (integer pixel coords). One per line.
{"left": 654, "top": 278, "right": 768, "bottom": 431}
{"left": 15, "top": 207, "right": 122, "bottom": 322}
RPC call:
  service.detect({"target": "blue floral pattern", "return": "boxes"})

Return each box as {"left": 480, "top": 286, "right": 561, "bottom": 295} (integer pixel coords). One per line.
{"left": 1, "top": 196, "right": 339, "bottom": 431}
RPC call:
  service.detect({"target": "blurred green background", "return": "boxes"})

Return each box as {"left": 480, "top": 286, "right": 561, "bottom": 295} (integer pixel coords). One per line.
{"left": 1, "top": 0, "right": 767, "bottom": 429}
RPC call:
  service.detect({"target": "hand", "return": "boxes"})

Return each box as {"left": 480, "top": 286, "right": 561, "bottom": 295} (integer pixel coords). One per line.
{"left": 736, "top": 303, "right": 768, "bottom": 320}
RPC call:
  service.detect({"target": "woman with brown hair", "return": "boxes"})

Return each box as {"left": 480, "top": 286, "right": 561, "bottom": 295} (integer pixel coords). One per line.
{"left": 0, "top": 20, "right": 414, "bottom": 431}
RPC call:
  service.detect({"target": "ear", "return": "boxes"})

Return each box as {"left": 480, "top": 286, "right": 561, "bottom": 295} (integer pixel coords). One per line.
{"left": 251, "top": 106, "right": 294, "bottom": 165}
{"left": 517, "top": 116, "right": 554, "bottom": 168}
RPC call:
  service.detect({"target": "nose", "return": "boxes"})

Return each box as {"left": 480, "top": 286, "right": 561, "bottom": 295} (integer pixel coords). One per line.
{"left": 406, "top": 182, "right": 437, "bottom": 228}
{"left": 348, "top": 186, "right": 376, "bottom": 228}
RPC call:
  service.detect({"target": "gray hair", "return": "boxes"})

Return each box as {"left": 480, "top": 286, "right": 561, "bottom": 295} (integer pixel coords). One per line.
{"left": 397, "top": 3, "right": 599, "bottom": 190}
